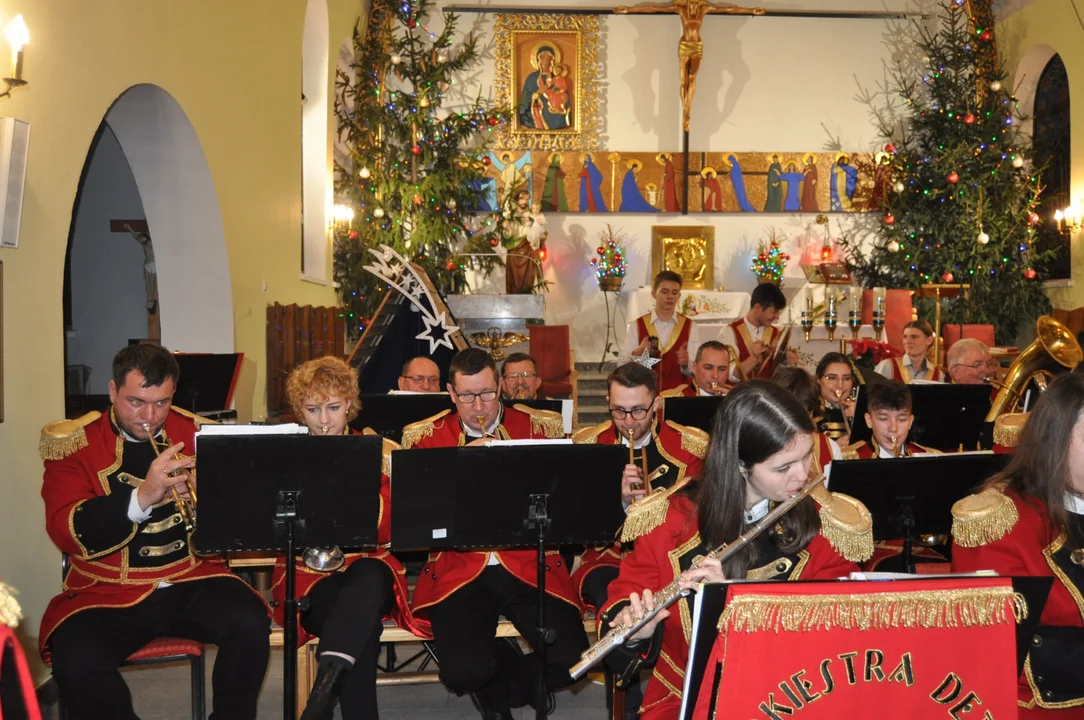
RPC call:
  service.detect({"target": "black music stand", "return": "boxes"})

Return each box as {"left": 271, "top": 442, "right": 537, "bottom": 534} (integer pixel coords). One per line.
{"left": 173, "top": 352, "right": 244, "bottom": 420}
{"left": 678, "top": 577, "right": 1052, "bottom": 720}
{"left": 391, "top": 444, "right": 627, "bottom": 720}
{"left": 828, "top": 453, "right": 1010, "bottom": 572}
{"left": 849, "top": 383, "right": 993, "bottom": 451}
{"left": 194, "top": 432, "right": 383, "bottom": 720}
{"left": 349, "top": 392, "right": 455, "bottom": 441}
{"left": 661, "top": 396, "right": 723, "bottom": 433}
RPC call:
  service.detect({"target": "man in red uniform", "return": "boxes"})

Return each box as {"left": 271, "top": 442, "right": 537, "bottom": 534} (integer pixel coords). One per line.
{"left": 621, "top": 271, "right": 703, "bottom": 392}
{"left": 500, "top": 352, "right": 543, "bottom": 401}
{"left": 401, "top": 348, "right": 584, "bottom": 720}
{"left": 717, "top": 282, "right": 796, "bottom": 382}
{"left": 660, "top": 341, "right": 731, "bottom": 397}
{"left": 39, "top": 344, "right": 270, "bottom": 720}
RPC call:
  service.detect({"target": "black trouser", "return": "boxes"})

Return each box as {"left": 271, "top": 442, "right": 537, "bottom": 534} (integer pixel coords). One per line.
{"left": 300, "top": 559, "right": 394, "bottom": 720}
{"left": 427, "top": 565, "right": 588, "bottom": 712}
{"left": 50, "top": 577, "right": 270, "bottom": 720}
{"left": 581, "top": 566, "right": 643, "bottom": 720}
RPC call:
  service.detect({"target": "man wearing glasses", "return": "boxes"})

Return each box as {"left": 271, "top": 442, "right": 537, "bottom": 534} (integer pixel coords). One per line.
{"left": 400, "top": 348, "right": 583, "bottom": 720}
{"left": 396, "top": 356, "right": 442, "bottom": 393}
{"left": 501, "top": 352, "right": 543, "bottom": 400}
{"left": 946, "top": 338, "right": 994, "bottom": 385}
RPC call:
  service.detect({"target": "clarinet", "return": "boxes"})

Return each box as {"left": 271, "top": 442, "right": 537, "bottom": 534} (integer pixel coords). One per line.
{"left": 568, "top": 474, "right": 826, "bottom": 681}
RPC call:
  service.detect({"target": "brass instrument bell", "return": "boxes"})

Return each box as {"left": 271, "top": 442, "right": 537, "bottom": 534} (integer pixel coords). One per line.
{"left": 302, "top": 546, "right": 345, "bottom": 572}
{"left": 986, "top": 315, "right": 1082, "bottom": 421}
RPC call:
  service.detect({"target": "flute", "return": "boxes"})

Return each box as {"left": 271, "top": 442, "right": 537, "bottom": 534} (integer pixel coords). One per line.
{"left": 569, "top": 474, "right": 826, "bottom": 681}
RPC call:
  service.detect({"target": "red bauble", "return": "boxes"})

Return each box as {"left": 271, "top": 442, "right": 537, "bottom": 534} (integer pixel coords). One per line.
{"left": 407, "top": 19, "right": 417, "bottom": 28}
{"left": 942, "top": 272, "right": 954, "bottom": 283}
{"left": 884, "top": 143, "right": 897, "bottom": 153}
{"left": 883, "top": 213, "right": 896, "bottom": 225}
{"left": 486, "top": 116, "right": 499, "bottom": 127}
{"left": 1024, "top": 268, "right": 1037, "bottom": 280}
{"left": 413, "top": 194, "right": 423, "bottom": 205}
{"left": 489, "top": 237, "right": 499, "bottom": 248}
{"left": 481, "top": 156, "right": 491, "bottom": 166}
{"left": 947, "top": 172, "right": 959, "bottom": 184}
{"left": 596, "top": 246, "right": 605, "bottom": 254}
{"left": 963, "top": 113, "right": 975, "bottom": 125}
{"left": 980, "top": 29, "right": 992, "bottom": 42}
{"left": 445, "top": 261, "right": 456, "bottom": 271}
{"left": 1027, "top": 212, "right": 1040, "bottom": 225}
{"left": 348, "top": 230, "right": 358, "bottom": 240}
{"left": 411, "top": 145, "right": 422, "bottom": 155}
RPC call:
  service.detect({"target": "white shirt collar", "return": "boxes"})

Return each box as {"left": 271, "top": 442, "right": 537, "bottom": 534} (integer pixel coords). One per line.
{"left": 743, "top": 316, "right": 764, "bottom": 340}
{"left": 462, "top": 408, "right": 502, "bottom": 438}
{"left": 744, "top": 498, "right": 771, "bottom": 524}
{"left": 1066, "top": 492, "right": 1084, "bottom": 515}
{"left": 651, "top": 310, "right": 677, "bottom": 327}
{"left": 620, "top": 429, "right": 653, "bottom": 449}
{"left": 698, "top": 386, "right": 714, "bottom": 397}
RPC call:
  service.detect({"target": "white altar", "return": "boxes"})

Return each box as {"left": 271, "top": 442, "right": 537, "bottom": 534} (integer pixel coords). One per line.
{"left": 624, "top": 288, "right": 751, "bottom": 346}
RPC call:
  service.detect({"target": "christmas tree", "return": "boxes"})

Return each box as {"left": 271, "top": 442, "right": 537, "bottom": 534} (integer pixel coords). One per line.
{"left": 842, "top": 0, "right": 1057, "bottom": 344}
{"left": 333, "top": 0, "right": 505, "bottom": 338}
{"left": 750, "top": 231, "right": 790, "bottom": 284}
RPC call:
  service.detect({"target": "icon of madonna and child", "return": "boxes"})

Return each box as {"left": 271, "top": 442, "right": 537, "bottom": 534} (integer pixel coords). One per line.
{"left": 517, "top": 40, "right": 574, "bottom": 131}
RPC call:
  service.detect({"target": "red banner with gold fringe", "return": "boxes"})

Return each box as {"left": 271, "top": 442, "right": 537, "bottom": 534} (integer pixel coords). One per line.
{"left": 692, "top": 578, "right": 1022, "bottom": 720}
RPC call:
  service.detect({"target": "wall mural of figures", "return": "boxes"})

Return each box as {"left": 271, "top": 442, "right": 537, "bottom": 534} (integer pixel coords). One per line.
{"left": 482, "top": 150, "right": 884, "bottom": 213}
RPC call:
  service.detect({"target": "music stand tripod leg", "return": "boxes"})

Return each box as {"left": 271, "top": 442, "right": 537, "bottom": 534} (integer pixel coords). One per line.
{"left": 276, "top": 491, "right": 301, "bottom": 720}
{"left": 527, "top": 494, "right": 555, "bottom": 720}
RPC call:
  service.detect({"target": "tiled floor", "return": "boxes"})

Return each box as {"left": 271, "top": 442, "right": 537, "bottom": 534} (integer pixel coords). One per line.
{"left": 39, "top": 646, "right": 609, "bottom": 720}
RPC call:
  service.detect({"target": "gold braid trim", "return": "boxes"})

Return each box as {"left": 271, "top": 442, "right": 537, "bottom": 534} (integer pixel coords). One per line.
{"left": 39, "top": 411, "right": 101, "bottom": 461}
{"left": 666, "top": 420, "right": 708, "bottom": 459}
{"left": 951, "top": 488, "right": 1018, "bottom": 547}
{"left": 659, "top": 385, "right": 688, "bottom": 399}
{"left": 514, "top": 404, "right": 565, "bottom": 438}
{"left": 718, "top": 586, "right": 1026, "bottom": 634}
{"left": 0, "top": 582, "right": 23, "bottom": 628}
{"left": 620, "top": 476, "right": 691, "bottom": 543}
{"left": 170, "top": 405, "right": 219, "bottom": 427}
{"left": 380, "top": 437, "right": 400, "bottom": 476}
{"left": 400, "top": 410, "right": 450, "bottom": 449}
{"left": 839, "top": 441, "right": 866, "bottom": 461}
{"left": 572, "top": 419, "right": 611, "bottom": 444}
{"left": 814, "top": 487, "right": 874, "bottom": 562}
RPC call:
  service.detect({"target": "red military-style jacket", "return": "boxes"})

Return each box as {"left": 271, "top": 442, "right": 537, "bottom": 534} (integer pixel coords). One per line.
{"left": 635, "top": 313, "right": 693, "bottom": 392}
{"left": 601, "top": 491, "right": 866, "bottom": 719}
{"left": 271, "top": 433, "right": 429, "bottom": 644}
{"left": 727, "top": 318, "right": 780, "bottom": 380}
{"left": 38, "top": 408, "right": 266, "bottom": 660}
{"left": 401, "top": 404, "right": 576, "bottom": 617}
{"left": 953, "top": 488, "right": 1084, "bottom": 713}
{"left": 569, "top": 418, "right": 707, "bottom": 613}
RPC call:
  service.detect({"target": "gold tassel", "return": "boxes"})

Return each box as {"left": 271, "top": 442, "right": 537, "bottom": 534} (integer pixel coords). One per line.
{"left": 619, "top": 477, "right": 690, "bottom": 542}
{"left": 400, "top": 410, "right": 450, "bottom": 449}
{"left": 718, "top": 585, "right": 1025, "bottom": 634}
{"left": 669, "top": 421, "right": 709, "bottom": 459}
{"left": 951, "top": 489, "right": 1018, "bottom": 547}
{"left": 0, "top": 582, "right": 23, "bottom": 629}
{"left": 515, "top": 405, "right": 565, "bottom": 439}
{"left": 816, "top": 490, "right": 874, "bottom": 563}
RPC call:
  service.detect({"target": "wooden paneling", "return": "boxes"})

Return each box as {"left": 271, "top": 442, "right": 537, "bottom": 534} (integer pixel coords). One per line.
{"left": 266, "top": 303, "right": 346, "bottom": 417}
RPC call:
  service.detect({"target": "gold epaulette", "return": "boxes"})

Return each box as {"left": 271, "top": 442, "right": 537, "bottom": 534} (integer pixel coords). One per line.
{"left": 170, "top": 405, "right": 218, "bottom": 428}
{"left": 665, "top": 419, "right": 709, "bottom": 459}
{"left": 363, "top": 428, "right": 400, "bottom": 476}
{"left": 993, "top": 412, "right": 1028, "bottom": 449}
{"left": 401, "top": 409, "right": 451, "bottom": 449}
{"left": 951, "top": 487, "right": 1018, "bottom": 548}
{"left": 659, "top": 385, "right": 689, "bottom": 399}
{"left": 513, "top": 404, "right": 566, "bottom": 439}
{"left": 811, "top": 484, "right": 874, "bottom": 562}
{"left": 914, "top": 443, "right": 942, "bottom": 454}
{"left": 572, "top": 419, "right": 613, "bottom": 444}
{"left": 39, "top": 411, "right": 101, "bottom": 461}
{"left": 840, "top": 441, "right": 866, "bottom": 461}
{"left": 620, "top": 475, "right": 692, "bottom": 543}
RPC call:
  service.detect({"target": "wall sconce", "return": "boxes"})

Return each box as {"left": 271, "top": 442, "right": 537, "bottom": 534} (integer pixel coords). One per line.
{"left": 331, "top": 203, "right": 355, "bottom": 230}
{"left": 0, "top": 14, "right": 27, "bottom": 99}
{"left": 1055, "top": 202, "right": 1082, "bottom": 235}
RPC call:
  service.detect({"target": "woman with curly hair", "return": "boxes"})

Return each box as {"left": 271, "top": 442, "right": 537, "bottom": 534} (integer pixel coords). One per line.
{"left": 274, "top": 356, "right": 426, "bottom": 720}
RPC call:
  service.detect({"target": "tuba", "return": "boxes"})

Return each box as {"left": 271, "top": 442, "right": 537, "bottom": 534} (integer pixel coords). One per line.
{"left": 985, "top": 315, "right": 1082, "bottom": 421}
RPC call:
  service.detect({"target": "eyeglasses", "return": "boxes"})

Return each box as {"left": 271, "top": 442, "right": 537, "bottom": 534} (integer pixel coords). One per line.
{"left": 951, "top": 361, "right": 987, "bottom": 370}
{"left": 609, "top": 406, "right": 651, "bottom": 420}
{"left": 504, "top": 371, "right": 538, "bottom": 380}
{"left": 402, "top": 375, "right": 440, "bottom": 385}
{"left": 454, "top": 389, "right": 499, "bottom": 403}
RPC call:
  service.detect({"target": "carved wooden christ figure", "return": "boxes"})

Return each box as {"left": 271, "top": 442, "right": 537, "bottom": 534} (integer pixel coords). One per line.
{"left": 615, "top": 0, "right": 766, "bottom": 132}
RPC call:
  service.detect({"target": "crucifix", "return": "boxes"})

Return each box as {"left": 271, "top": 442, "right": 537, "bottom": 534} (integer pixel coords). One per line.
{"left": 447, "top": 3, "right": 923, "bottom": 213}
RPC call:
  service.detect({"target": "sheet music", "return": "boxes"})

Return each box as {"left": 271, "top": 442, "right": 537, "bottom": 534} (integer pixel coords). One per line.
{"left": 196, "top": 423, "right": 309, "bottom": 436}
{"left": 484, "top": 439, "right": 573, "bottom": 446}
{"left": 679, "top": 585, "right": 711, "bottom": 720}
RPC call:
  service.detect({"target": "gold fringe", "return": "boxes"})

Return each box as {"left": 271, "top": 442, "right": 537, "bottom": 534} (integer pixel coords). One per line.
{"left": 380, "top": 437, "right": 400, "bottom": 476}
{"left": 815, "top": 489, "right": 874, "bottom": 563}
{"left": 572, "top": 420, "right": 611, "bottom": 444}
{"left": 39, "top": 411, "right": 101, "bottom": 461}
{"left": 659, "top": 385, "right": 688, "bottom": 398}
{"left": 514, "top": 404, "right": 566, "bottom": 438}
{"left": 0, "top": 582, "right": 23, "bottom": 629}
{"left": 951, "top": 489, "right": 1019, "bottom": 547}
{"left": 667, "top": 420, "right": 709, "bottom": 459}
{"left": 993, "top": 413, "right": 1028, "bottom": 448}
{"left": 400, "top": 410, "right": 450, "bottom": 449}
{"left": 620, "top": 477, "right": 690, "bottom": 543}
{"left": 718, "top": 586, "right": 1026, "bottom": 634}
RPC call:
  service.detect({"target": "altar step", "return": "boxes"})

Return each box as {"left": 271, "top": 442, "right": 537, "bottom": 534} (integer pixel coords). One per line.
{"left": 574, "top": 363, "right": 615, "bottom": 428}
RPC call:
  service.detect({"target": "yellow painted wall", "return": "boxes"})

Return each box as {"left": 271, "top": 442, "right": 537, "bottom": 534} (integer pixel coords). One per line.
{"left": 998, "top": 0, "right": 1084, "bottom": 309}
{"left": 0, "top": 0, "right": 362, "bottom": 679}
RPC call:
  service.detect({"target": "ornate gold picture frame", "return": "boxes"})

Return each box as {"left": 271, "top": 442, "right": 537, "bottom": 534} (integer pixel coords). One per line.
{"left": 651, "top": 226, "right": 715, "bottom": 290}
{"left": 493, "top": 13, "right": 601, "bottom": 151}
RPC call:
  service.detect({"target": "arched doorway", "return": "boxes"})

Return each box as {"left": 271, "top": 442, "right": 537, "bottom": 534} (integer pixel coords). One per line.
{"left": 63, "top": 84, "right": 232, "bottom": 411}
{"left": 1032, "top": 54, "right": 1071, "bottom": 280}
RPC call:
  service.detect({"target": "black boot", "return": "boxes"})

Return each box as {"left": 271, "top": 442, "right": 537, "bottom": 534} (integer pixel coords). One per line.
{"left": 301, "top": 657, "right": 352, "bottom": 720}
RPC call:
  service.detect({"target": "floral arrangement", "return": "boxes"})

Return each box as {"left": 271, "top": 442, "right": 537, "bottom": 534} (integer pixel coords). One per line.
{"left": 591, "top": 224, "right": 629, "bottom": 289}
{"left": 750, "top": 230, "right": 790, "bottom": 283}
{"left": 848, "top": 339, "right": 903, "bottom": 368}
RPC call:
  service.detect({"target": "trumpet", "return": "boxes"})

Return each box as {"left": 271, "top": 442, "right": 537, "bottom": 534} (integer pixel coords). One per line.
{"left": 833, "top": 388, "right": 854, "bottom": 438}
{"left": 476, "top": 414, "right": 492, "bottom": 438}
{"left": 569, "top": 474, "right": 826, "bottom": 681}
{"left": 890, "top": 434, "right": 900, "bottom": 458}
{"left": 142, "top": 423, "right": 197, "bottom": 533}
